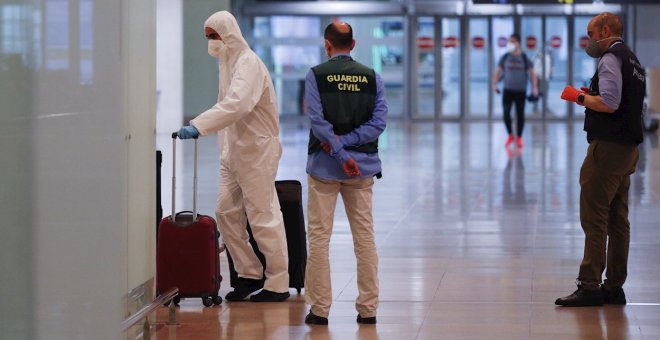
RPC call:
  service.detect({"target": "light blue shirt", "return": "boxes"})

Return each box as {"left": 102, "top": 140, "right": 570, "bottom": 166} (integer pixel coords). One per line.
{"left": 597, "top": 41, "right": 624, "bottom": 110}
{"left": 305, "top": 54, "right": 388, "bottom": 180}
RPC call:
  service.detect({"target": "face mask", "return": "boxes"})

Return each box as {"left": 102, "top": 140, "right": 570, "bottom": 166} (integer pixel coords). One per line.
{"left": 585, "top": 36, "right": 620, "bottom": 58}
{"left": 207, "top": 40, "right": 225, "bottom": 58}
{"left": 506, "top": 41, "right": 517, "bottom": 53}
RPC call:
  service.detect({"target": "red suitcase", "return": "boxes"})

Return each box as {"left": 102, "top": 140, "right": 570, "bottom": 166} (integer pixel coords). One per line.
{"left": 156, "top": 133, "right": 222, "bottom": 307}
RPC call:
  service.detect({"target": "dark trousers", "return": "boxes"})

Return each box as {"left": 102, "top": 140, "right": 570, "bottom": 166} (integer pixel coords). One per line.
{"left": 578, "top": 140, "right": 639, "bottom": 290}
{"left": 502, "top": 90, "right": 526, "bottom": 136}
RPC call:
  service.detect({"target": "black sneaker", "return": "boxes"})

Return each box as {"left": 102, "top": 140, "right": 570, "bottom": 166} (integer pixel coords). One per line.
{"left": 357, "top": 315, "right": 377, "bottom": 324}
{"left": 555, "top": 286, "right": 604, "bottom": 307}
{"left": 304, "top": 311, "right": 328, "bottom": 325}
{"left": 249, "top": 289, "right": 290, "bottom": 302}
{"left": 225, "top": 278, "right": 264, "bottom": 302}
{"left": 602, "top": 286, "right": 626, "bottom": 305}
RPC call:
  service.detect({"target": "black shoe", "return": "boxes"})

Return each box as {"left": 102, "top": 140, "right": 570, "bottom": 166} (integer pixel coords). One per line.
{"left": 555, "top": 286, "right": 604, "bottom": 307}
{"left": 249, "top": 289, "right": 290, "bottom": 302}
{"left": 357, "top": 314, "right": 377, "bottom": 324}
{"left": 304, "top": 311, "right": 328, "bottom": 325}
{"left": 602, "top": 286, "right": 626, "bottom": 305}
{"left": 225, "top": 278, "right": 264, "bottom": 302}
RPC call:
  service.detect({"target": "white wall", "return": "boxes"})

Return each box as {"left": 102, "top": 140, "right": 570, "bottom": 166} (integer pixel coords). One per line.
{"left": 0, "top": 6, "right": 33, "bottom": 337}
{"left": 157, "top": 0, "right": 183, "bottom": 150}
{"left": 123, "top": 0, "right": 157, "bottom": 296}
{"left": 0, "top": 0, "right": 156, "bottom": 338}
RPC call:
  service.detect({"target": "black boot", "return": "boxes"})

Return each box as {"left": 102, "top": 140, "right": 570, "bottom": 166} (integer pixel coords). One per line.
{"left": 225, "top": 278, "right": 264, "bottom": 302}
{"left": 602, "top": 286, "right": 626, "bottom": 305}
{"left": 304, "top": 311, "right": 328, "bottom": 325}
{"left": 249, "top": 289, "right": 290, "bottom": 302}
{"left": 356, "top": 314, "right": 377, "bottom": 324}
{"left": 555, "top": 285, "right": 603, "bottom": 307}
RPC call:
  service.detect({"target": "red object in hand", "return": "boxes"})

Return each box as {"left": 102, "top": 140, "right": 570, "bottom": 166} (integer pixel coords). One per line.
{"left": 342, "top": 159, "right": 362, "bottom": 177}
{"left": 561, "top": 85, "right": 583, "bottom": 103}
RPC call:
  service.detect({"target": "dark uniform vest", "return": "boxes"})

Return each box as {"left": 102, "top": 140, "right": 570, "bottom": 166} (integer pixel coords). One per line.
{"left": 308, "top": 55, "right": 378, "bottom": 155}
{"left": 584, "top": 41, "right": 645, "bottom": 145}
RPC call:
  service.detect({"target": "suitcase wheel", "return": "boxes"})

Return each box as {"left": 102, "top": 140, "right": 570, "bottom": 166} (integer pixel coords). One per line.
{"left": 202, "top": 295, "right": 213, "bottom": 307}
{"left": 164, "top": 294, "right": 181, "bottom": 307}
{"left": 212, "top": 295, "right": 223, "bottom": 305}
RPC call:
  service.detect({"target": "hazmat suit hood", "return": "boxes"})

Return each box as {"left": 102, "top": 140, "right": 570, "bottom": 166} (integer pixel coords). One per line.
{"left": 204, "top": 11, "right": 249, "bottom": 64}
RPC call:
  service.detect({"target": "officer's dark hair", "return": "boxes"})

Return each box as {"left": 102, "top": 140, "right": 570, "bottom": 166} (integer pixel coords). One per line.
{"left": 324, "top": 22, "right": 353, "bottom": 49}
{"left": 510, "top": 33, "right": 521, "bottom": 43}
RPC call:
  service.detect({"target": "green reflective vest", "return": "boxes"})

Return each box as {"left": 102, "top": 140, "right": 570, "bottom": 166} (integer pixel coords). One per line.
{"left": 308, "top": 55, "right": 378, "bottom": 155}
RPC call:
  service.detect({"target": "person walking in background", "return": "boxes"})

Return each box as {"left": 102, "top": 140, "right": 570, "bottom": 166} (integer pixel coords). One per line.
{"left": 555, "top": 12, "right": 645, "bottom": 307}
{"left": 176, "top": 11, "right": 290, "bottom": 303}
{"left": 303, "top": 21, "right": 388, "bottom": 325}
{"left": 492, "top": 33, "right": 539, "bottom": 148}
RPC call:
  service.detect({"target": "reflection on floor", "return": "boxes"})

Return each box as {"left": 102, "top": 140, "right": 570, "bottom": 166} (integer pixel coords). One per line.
{"left": 150, "top": 121, "right": 660, "bottom": 340}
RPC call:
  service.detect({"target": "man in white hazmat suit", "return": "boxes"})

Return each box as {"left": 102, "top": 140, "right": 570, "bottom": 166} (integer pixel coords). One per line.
{"left": 177, "top": 11, "right": 290, "bottom": 302}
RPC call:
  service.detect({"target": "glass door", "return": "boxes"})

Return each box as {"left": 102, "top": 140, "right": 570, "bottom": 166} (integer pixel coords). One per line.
{"left": 252, "top": 16, "right": 321, "bottom": 116}
{"left": 441, "top": 17, "right": 461, "bottom": 119}
{"left": 545, "top": 16, "right": 570, "bottom": 119}
{"left": 413, "top": 16, "right": 462, "bottom": 120}
{"left": 521, "top": 16, "right": 543, "bottom": 118}
{"left": 250, "top": 15, "right": 405, "bottom": 117}
{"left": 467, "top": 17, "right": 490, "bottom": 118}
{"left": 415, "top": 17, "right": 435, "bottom": 119}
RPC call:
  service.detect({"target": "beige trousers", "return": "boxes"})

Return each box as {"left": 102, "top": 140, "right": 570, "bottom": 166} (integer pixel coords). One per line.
{"left": 305, "top": 175, "right": 379, "bottom": 318}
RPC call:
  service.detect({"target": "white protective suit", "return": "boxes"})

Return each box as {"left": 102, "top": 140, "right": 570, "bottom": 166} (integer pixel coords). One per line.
{"left": 190, "top": 11, "right": 289, "bottom": 293}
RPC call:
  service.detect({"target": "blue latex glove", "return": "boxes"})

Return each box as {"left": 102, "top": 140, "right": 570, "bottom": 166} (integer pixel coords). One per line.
{"left": 177, "top": 126, "right": 199, "bottom": 139}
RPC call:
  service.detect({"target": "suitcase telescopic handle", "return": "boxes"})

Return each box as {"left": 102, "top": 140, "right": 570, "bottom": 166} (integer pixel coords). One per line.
{"left": 171, "top": 132, "right": 199, "bottom": 222}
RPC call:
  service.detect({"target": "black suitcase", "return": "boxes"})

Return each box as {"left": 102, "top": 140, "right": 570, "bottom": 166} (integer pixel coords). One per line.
{"left": 226, "top": 180, "right": 307, "bottom": 293}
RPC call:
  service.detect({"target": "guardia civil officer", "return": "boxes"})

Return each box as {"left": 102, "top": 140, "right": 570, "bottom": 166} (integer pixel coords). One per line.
{"left": 303, "top": 21, "right": 388, "bottom": 325}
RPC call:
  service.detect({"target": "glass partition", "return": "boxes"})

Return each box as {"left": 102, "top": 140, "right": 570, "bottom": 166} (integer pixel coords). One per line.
{"left": 468, "top": 17, "right": 491, "bottom": 118}
{"left": 521, "top": 16, "right": 542, "bottom": 118}
{"left": 416, "top": 17, "right": 435, "bottom": 118}
{"left": 366, "top": 16, "right": 405, "bottom": 118}
{"left": 545, "top": 16, "right": 569, "bottom": 118}
{"left": 251, "top": 15, "right": 404, "bottom": 117}
{"left": 441, "top": 17, "right": 461, "bottom": 118}
{"left": 252, "top": 16, "right": 321, "bottom": 116}
{"left": 245, "top": 8, "right": 616, "bottom": 121}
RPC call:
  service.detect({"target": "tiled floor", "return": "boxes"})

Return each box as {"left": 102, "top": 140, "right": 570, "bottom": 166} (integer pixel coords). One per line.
{"left": 151, "top": 120, "right": 660, "bottom": 339}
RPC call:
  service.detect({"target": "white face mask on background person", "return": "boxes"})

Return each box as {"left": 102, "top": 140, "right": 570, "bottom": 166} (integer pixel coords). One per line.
{"left": 506, "top": 41, "right": 517, "bottom": 53}
{"left": 208, "top": 40, "right": 225, "bottom": 58}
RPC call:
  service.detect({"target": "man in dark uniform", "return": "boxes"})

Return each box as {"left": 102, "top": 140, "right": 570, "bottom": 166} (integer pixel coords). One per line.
{"left": 556, "top": 12, "right": 645, "bottom": 307}
{"left": 303, "top": 21, "right": 388, "bottom": 325}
